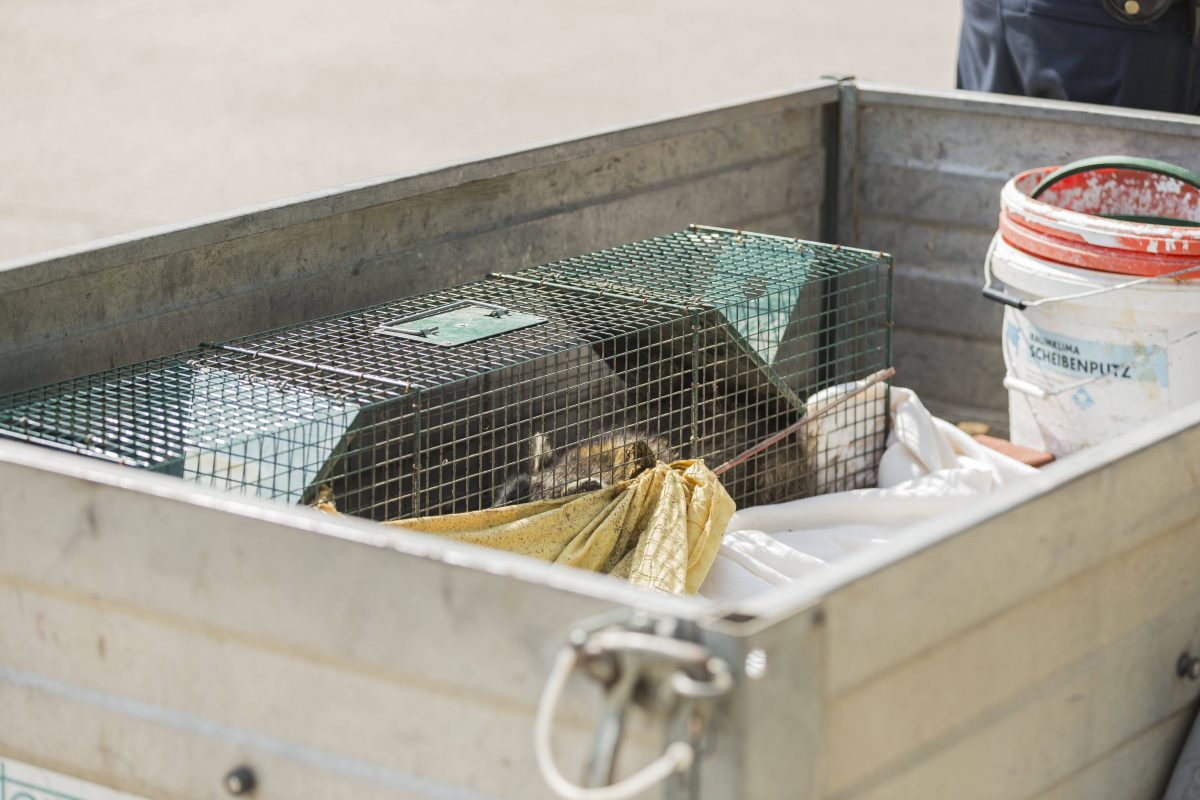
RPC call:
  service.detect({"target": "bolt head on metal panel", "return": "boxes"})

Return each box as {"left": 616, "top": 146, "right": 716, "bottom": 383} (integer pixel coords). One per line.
{"left": 224, "top": 766, "right": 257, "bottom": 795}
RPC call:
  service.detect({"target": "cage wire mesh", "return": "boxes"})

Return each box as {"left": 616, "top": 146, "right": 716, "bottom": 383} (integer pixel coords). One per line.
{"left": 0, "top": 226, "right": 893, "bottom": 520}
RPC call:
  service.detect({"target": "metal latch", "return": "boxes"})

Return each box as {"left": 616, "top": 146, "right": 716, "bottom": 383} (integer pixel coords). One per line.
{"left": 535, "top": 611, "right": 732, "bottom": 800}
{"left": 375, "top": 300, "right": 546, "bottom": 346}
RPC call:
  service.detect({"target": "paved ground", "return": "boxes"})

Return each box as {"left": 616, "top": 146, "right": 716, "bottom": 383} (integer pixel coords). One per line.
{"left": 0, "top": 0, "right": 960, "bottom": 262}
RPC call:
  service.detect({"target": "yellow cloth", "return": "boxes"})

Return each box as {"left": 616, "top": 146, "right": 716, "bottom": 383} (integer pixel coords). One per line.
{"left": 372, "top": 460, "right": 733, "bottom": 595}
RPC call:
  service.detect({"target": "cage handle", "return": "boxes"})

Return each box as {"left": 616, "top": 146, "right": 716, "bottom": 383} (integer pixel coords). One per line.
{"left": 712, "top": 366, "right": 895, "bottom": 477}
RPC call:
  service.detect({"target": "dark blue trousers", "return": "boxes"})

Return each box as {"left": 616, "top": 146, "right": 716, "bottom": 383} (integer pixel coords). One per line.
{"left": 958, "top": 0, "right": 1200, "bottom": 113}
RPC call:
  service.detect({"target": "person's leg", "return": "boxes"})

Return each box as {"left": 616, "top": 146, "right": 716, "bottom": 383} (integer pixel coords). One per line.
{"left": 958, "top": 0, "right": 1026, "bottom": 93}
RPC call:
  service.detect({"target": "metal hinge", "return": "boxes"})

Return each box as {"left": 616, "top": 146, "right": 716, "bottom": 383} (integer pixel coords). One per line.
{"left": 535, "top": 610, "right": 732, "bottom": 800}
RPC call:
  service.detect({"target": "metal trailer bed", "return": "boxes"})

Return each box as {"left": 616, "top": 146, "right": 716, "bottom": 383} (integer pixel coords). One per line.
{"left": 1, "top": 79, "right": 1198, "bottom": 800}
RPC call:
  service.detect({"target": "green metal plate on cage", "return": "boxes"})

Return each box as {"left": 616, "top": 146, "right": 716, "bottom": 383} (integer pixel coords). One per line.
{"left": 710, "top": 246, "right": 810, "bottom": 366}
{"left": 375, "top": 301, "right": 547, "bottom": 346}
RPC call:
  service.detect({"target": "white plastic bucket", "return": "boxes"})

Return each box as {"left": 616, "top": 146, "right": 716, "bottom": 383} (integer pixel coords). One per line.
{"left": 991, "top": 236, "right": 1200, "bottom": 455}
{"left": 986, "top": 157, "right": 1200, "bottom": 456}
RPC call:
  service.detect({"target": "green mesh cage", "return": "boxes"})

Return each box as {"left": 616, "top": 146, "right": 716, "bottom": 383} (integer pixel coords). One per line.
{"left": 0, "top": 226, "right": 893, "bottom": 519}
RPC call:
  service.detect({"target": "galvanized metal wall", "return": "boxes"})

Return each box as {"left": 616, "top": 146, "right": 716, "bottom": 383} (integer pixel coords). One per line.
{"left": 807, "top": 402, "right": 1200, "bottom": 800}
{"left": 0, "top": 439, "right": 706, "bottom": 800}
{"left": 0, "top": 84, "right": 837, "bottom": 394}
{"left": 0, "top": 84, "right": 839, "bottom": 800}
{"left": 711, "top": 86, "right": 1200, "bottom": 800}
{"left": 846, "top": 84, "right": 1200, "bottom": 429}
{"left": 6, "top": 80, "right": 1200, "bottom": 800}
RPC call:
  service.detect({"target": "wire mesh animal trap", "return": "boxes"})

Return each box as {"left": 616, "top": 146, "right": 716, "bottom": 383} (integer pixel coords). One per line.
{"left": 0, "top": 226, "right": 892, "bottom": 520}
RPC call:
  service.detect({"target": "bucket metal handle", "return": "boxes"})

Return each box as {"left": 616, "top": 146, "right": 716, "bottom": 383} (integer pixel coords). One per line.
{"left": 981, "top": 233, "right": 1200, "bottom": 310}
{"left": 1002, "top": 374, "right": 1096, "bottom": 400}
{"left": 1030, "top": 156, "right": 1200, "bottom": 203}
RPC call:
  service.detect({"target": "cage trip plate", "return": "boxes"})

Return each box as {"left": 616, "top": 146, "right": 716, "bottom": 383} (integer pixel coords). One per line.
{"left": 375, "top": 300, "right": 547, "bottom": 346}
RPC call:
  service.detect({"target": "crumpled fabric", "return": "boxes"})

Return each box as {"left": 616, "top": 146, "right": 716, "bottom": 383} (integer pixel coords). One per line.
{"left": 698, "top": 385, "right": 1045, "bottom": 602}
{"left": 324, "top": 460, "right": 735, "bottom": 595}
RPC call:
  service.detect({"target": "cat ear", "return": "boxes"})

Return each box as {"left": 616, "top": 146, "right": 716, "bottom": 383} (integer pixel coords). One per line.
{"left": 631, "top": 439, "right": 657, "bottom": 469}
{"left": 530, "top": 432, "right": 552, "bottom": 473}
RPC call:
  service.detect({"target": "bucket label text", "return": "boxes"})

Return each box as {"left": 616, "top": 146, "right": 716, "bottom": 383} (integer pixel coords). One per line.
{"left": 1006, "top": 319, "right": 1169, "bottom": 388}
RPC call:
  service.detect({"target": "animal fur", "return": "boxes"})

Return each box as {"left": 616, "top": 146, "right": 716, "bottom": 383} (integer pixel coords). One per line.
{"left": 493, "top": 429, "right": 671, "bottom": 506}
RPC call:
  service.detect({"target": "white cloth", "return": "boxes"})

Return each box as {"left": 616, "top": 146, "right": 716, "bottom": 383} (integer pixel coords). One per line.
{"left": 698, "top": 386, "right": 1040, "bottom": 602}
